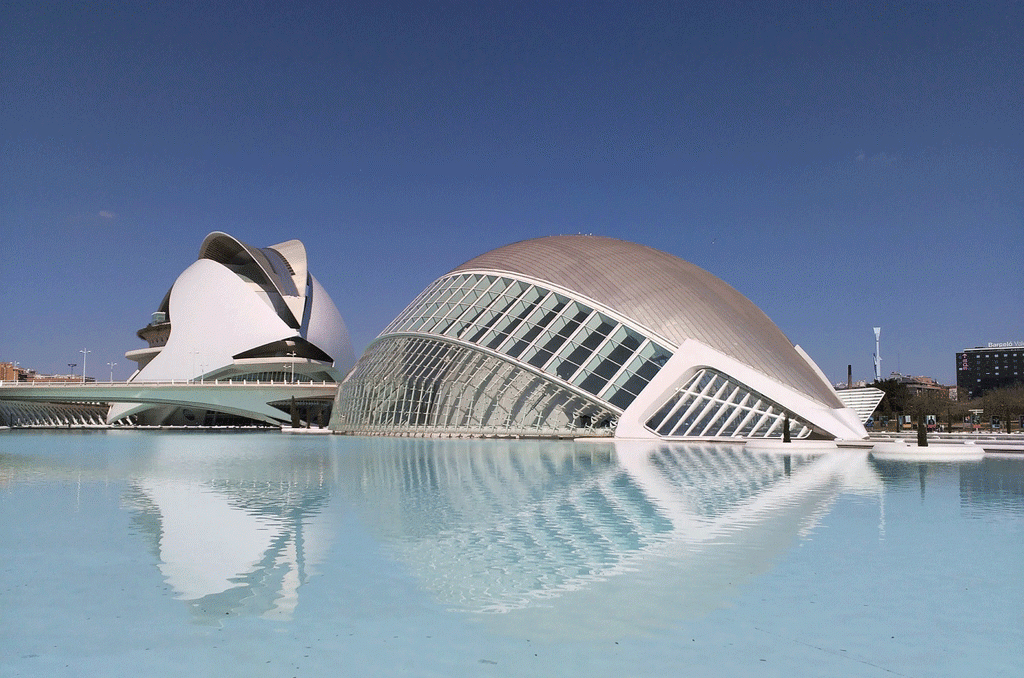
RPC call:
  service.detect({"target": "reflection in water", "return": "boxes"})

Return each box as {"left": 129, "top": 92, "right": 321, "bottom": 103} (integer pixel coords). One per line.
{"left": 960, "top": 457, "right": 1024, "bottom": 517}
{"left": 329, "top": 439, "right": 883, "bottom": 638}
{"left": 3, "top": 434, "right": 1022, "bottom": 676}
{"left": 0, "top": 433, "right": 889, "bottom": 636}
{"left": 123, "top": 437, "right": 335, "bottom": 624}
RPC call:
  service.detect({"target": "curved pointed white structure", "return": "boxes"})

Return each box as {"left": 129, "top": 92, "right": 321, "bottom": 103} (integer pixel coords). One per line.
{"left": 333, "top": 235, "right": 866, "bottom": 440}
{"left": 111, "top": 232, "right": 355, "bottom": 425}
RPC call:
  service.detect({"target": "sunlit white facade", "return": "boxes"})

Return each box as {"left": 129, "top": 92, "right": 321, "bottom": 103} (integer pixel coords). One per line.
{"left": 332, "top": 235, "right": 867, "bottom": 440}
{"left": 110, "top": 232, "right": 355, "bottom": 425}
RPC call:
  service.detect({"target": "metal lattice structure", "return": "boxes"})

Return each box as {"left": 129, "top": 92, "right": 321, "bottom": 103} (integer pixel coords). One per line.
{"left": 645, "top": 369, "right": 814, "bottom": 439}
{"left": 335, "top": 272, "right": 672, "bottom": 436}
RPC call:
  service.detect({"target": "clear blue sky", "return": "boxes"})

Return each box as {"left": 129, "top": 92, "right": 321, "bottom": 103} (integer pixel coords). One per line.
{"left": 2, "top": 1, "right": 1021, "bottom": 384}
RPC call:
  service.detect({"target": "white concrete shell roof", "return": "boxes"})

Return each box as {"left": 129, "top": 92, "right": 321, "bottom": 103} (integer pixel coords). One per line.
{"left": 452, "top": 235, "right": 842, "bottom": 409}
{"left": 112, "top": 231, "right": 355, "bottom": 424}
{"left": 198, "top": 232, "right": 309, "bottom": 326}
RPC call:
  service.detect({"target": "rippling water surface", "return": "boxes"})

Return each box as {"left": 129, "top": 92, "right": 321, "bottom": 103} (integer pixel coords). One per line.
{"left": 1, "top": 431, "right": 1022, "bottom": 677}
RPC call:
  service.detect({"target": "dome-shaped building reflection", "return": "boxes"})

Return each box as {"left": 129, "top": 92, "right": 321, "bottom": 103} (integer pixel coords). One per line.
{"left": 123, "top": 435, "right": 336, "bottom": 623}
{"left": 329, "top": 439, "right": 882, "bottom": 638}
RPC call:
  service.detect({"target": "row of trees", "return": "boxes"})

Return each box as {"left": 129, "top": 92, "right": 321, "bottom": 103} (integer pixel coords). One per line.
{"left": 869, "top": 378, "right": 1024, "bottom": 433}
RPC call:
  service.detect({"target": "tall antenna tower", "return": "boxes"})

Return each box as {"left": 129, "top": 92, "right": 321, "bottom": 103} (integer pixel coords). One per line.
{"left": 873, "top": 327, "right": 882, "bottom": 382}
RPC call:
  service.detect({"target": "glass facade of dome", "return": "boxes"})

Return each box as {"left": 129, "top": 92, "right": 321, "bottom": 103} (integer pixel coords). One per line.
{"left": 334, "top": 271, "right": 672, "bottom": 437}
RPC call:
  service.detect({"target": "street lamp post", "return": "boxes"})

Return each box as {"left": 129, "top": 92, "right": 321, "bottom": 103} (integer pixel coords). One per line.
{"left": 286, "top": 351, "right": 296, "bottom": 383}
{"left": 107, "top": 362, "right": 117, "bottom": 382}
{"left": 80, "top": 348, "right": 90, "bottom": 384}
{"left": 68, "top": 363, "right": 77, "bottom": 382}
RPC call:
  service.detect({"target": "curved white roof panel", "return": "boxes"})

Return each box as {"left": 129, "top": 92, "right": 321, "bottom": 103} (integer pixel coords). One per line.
{"left": 199, "top": 232, "right": 301, "bottom": 316}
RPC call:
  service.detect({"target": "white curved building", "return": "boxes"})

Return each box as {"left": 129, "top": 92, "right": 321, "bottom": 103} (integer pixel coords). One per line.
{"left": 332, "top": 235, "right": 866, "bottom": 440}
{"left": 111, "top": 232, "right": 355, "bottom": 425}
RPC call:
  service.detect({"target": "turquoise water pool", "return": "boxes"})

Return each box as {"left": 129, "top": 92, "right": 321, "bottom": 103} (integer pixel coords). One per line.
{"left": 2, "top": 431, "right": 1021, "bottom": 677}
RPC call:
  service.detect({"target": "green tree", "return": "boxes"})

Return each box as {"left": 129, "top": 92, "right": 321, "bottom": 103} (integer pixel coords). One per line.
{"left": 872, "top": 378, "right": 910, "bottom": 430}
{"left": 907, "top": 390, "right": 961, "bottom": 431}
{"left": 980, "top": 385, "right": 1024, "bottom": 433}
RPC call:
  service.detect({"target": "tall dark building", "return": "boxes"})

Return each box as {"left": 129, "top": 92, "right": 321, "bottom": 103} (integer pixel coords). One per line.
{"left": 956, "top": 345, "right": 1024, "bottom": 399}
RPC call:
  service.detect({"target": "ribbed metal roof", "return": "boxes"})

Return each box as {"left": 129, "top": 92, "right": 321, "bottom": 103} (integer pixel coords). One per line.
{"left": 451, "top": 235, "right": 841, "bottom": 407}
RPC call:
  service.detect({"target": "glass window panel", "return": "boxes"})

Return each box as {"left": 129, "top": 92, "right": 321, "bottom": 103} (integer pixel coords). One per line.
{"left": 467, "top": 294, "right": 521, "bottom": 344}
{"left": 606, "top": 361, "right": 637, "bottom": 392}
{"left": 502, "top": 280, "right": 525, "bottom": 299}
{"left": 418, "top": 301, "right": 443, "bottom": 318}
{"left": 495, "top": 293, "right": 545, "bottom": 351}
{"left": 696, "top": 370, "right": 715, "bottom": 390}
{"left": 618, "top": 327, "right": 643, "bottom": 352}
{"left": 587, "top": 330, "right": 626, "bottom": 367}
{"left": 554, "top": 355, "right": 584, "bottom": 381}
{"left": 509, "top": 323, "right": 544, "bottom": 356}
{"left": 715, "top": 401, "right": 748, "bottom": 436}
{"left": 659, "top": 396, "right": 697, "bottom": 435}
{"left": 486, "top": 331, "right": 512, "bottom": 351}
{"left": 488, "top": 277, "right": 511, "bottom": 295}
{"left": 750, "top": 412, "right": 775, "bottom": 437}
{"left": 520, "top": 285, "right": 544, "bottom": 304}
{"left": 443, "top": 284, "right": 470, "bottom": 303}
{"left": 507, "top": 299, "right": 564, "bottom": 359}
{"left": 691, "top": 402, "right": 725, "bottom": 436}
{"left": 432, "top": 304, "right": 468, "bottom": 336}
{"left": 406, "top": 315, "right": 434, "bottom": 332}
{"left": 482, "top": 303, "right": 528, "bottom": 348}
{"left": 419, "top": 315, "right": 448, "bottom": 335}
{"left": 454, "top": 301, "right": 477, "bottom": 321}
{"left": 575, "top": 314, "right": 614, "bottom": 352}
{"left": 444, "top": 320, "right": 470, "bottom": 338}
{"left": 505, "top": 337, "right": 532, "bottom": 359}
{"left": 433, "top": 287, "right": 458, "bottom": 304}
{"left": 536, "top": 324, "right": 571, "bottom": 357}
{"left": 607, "top": 387, "right": 638, "bottom": 410}
{"left": 556, "top": 304, "right": 591, "bottom": 336}
{"left": 537, "top": 292, "right": 566, "bottom": 313}
{"left": 471, "top": 274, "right": 490, "bottom": 289}
{"left": 465, "top": 310, "right": 501, "bottom": 343}
{"left": 511, "top": 291, "right": 560, "bottom": 334}
{"left": 525, "top": 347, "right": 554, "bottom": 369}
{"left": 572, "top": 342, "right": 618, "bottom": 391}
{"left": 591, "top": 354, "right": 623, "bottom": 381}
{"left": 632, "top": 359, "right": 662, "bottom": 382}
{"left": 550, "top": 320, "right": 594, "bottom": 361}
{"left": 424, "top": 304, "right": 450, "bottom": 326}
{"left": 578, "top": 371, "right": 610, "bottom": 396}
{"left": 479, "top": 290, "right": 502, "bottom": 306}
{"left": 453, "top": 302, "right": 474, "bottom": 318}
